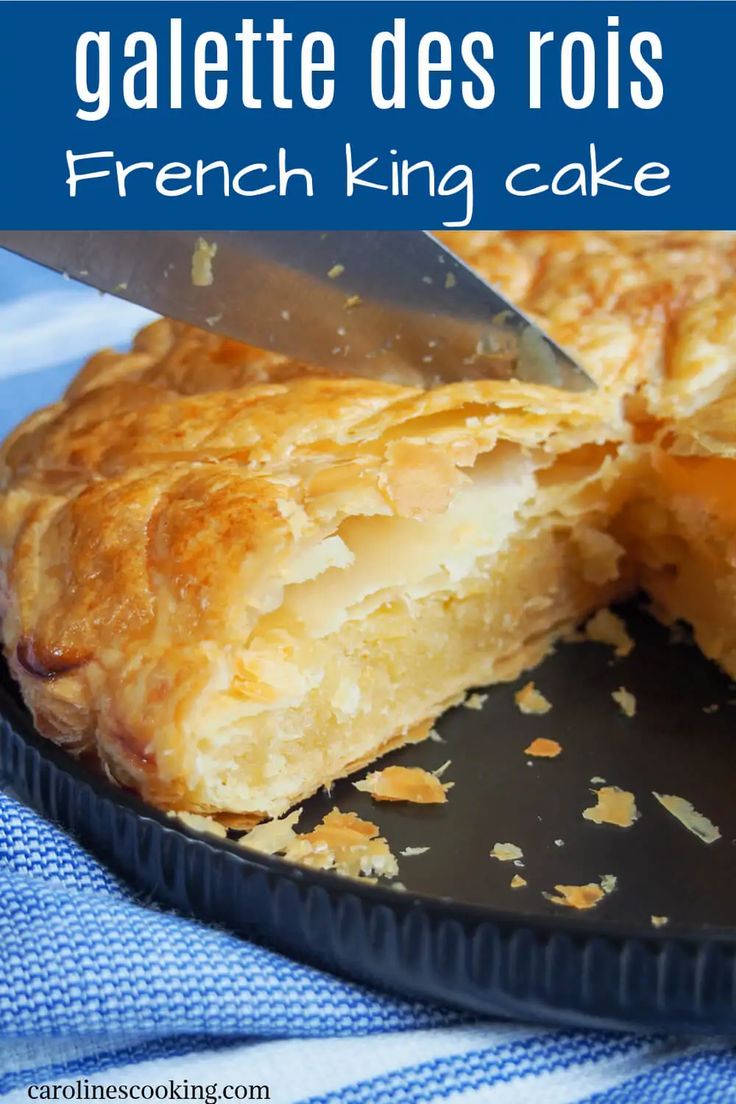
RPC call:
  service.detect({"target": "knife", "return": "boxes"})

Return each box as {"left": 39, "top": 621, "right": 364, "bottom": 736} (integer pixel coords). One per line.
{"left": 0, "top": 231, "right": 592, "bottom": 391}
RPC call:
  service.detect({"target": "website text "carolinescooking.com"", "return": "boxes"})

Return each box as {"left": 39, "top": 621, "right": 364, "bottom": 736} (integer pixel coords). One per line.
{"left": 27, "top": 1081, "right": 270, "bottom": 1103}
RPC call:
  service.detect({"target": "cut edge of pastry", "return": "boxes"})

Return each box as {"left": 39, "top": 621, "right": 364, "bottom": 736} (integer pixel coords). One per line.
{"left": 129, "top": 442, "right": 631, "bottom": 818}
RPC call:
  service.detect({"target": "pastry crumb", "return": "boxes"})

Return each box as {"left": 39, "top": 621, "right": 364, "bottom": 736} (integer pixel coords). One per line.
{"left": 544, "top": 882, "right": 606, "bottom": 910}
{"left": 191, "top": 237, "right": 218, "bottom": 286}
{"left": 703, "top": 703, "right": 720, "bottom": 714}
{"left": 545, "top": 874, "right": 615, "bottom": 910}
{"left": 583, "top": 785, "right": 639, "bottom": 828}
{"left": 651, "top": 915, "right": 670, "bottom": 928}
{"left": 239, "top": 808, "right": 302, "bottom": 855}
{"left": 464, "top": 692, "right": 488, "bottom": 711}
{"left": 427, "top": 728, "right": 445, "bottom": 743}
{"left": 354, "top": 765, "right": 450, "bottom": 804}
{"left": 524, "top": 736, "right": 562, "bottom": 758}
{"left": 554, "top": 838, "right": 565, "bottom": 847}
{"left": 327, "top": 263, "right": 345, "bottom": 279}
{"left": 515, "top": 681, "right": 552, "bottom": 715}
{"left": 590, "top": 776, "right": 606, "bottom": 784}
{"left": 168, "top": 810, "right": 228, "bottom": 839}
{"left": 653, "top": 793, "right": 721, "bottom": 844}
{"left": 585, "top": 608, "right": 634, "bottom": 657}
{"left": 400, "top": 846, "right": 430, "bottom": 857}
{"left": 510, "top": 874, "right": 527, "bottom": 889}
{"left": 612, "top": 686, "right": 637, "bottom": 717}
{"left": 216, "top": 811, "right": 265, "bottom": 831}
{"left": 600, "top": 874, "right": 618, "bottom": 895}
{"left": 344, "top": 294, "right": 363, "bottom": 309}
{"left": 283, "top": 808, "right": 398, "bottom": 879}
{"left": 490, "top": 842, "right": 524, "bottom": 863}
{"left": 432, "top": 759, "right": 452, "bottom": 779}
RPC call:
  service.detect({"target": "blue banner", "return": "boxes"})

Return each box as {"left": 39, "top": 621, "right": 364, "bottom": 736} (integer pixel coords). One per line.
{"left": 0, "top": 1, "right": 733, "bottom": 229}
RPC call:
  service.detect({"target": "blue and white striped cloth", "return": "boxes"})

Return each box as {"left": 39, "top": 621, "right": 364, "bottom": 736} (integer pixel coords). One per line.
{"left": 1, "top": 251, "right": 735, "bottom": 1102}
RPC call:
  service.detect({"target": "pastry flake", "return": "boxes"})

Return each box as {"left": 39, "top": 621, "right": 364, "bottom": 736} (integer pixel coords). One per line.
{"left": 515, "top": 682, "right": 552, "bottom": 715}
{"left": 524, "top": 737, "right": 562, "bottom": 758}
{"left": 490, "top": 842, "right": 524, "bottom": 863}
{"left": 582, "top": 786, "right": 639, "bottom": 828}
{"left": 544, "top": 883, "right": 605, "bottom": 911}
{"left": 653, "top": 793, "right": 721, "bottom": 844}
{"left": 354, "top": 765, "right": 450, "bottom": 804}
{"left": 584, "top": 609, "right": 634, "bottom": 657}
{"left": 544, "top": 875, "right": 616, "bottom": 911}
{"left": 191, "top": 237, "right": 218, "bottom": 287}
{"left": 611, "top": 687, "right": 637, "bottom": 717}
{"left": 239, "top": 808, "right": 302, "bottom": 855}
{"left": 282, "top": 808, "right": 398, "bottom": 879}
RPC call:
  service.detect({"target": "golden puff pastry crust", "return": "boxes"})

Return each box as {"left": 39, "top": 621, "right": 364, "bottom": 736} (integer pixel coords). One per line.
{"left": 2, "top": 229, "right": 736, "bottom": 820}
{"left": 441, "top": 230, "right": 736, "bottom": 417}
{"left": 1, "top": 313, "right": 634, "bottom": 816}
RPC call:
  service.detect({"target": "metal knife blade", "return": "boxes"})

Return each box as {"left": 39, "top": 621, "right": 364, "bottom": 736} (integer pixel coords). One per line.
{"left": 0, "top": 231, "right": 592, "bottom": 391}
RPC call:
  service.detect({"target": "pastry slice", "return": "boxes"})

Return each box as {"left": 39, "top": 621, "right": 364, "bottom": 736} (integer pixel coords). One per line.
{"left": 0, "top": 326, "right": 633, "bottom": 819}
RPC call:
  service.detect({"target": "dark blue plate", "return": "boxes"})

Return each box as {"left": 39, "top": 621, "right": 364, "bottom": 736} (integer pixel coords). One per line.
{"left": 3, "top": 602, "right": 736, "bottom": 1032}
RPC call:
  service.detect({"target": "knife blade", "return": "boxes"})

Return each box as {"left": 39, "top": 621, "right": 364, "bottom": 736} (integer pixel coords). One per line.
{"left": 0, "top": 231, "right": 592, "bottom": 391}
